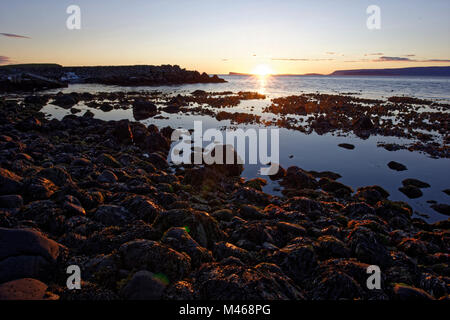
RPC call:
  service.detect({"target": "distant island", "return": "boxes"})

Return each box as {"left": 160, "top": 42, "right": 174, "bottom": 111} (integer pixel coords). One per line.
{"left": 228, "top": 72, "right": 325, "bottom": 76}
{"left": 329, "top": 66, "right": 450, "bottom": 76}
{"left": 229, "top": 66, "right": 450, "bottom": 77}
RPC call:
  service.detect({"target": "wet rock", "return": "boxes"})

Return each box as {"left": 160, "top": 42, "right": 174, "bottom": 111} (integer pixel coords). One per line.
{"left": 276, "top": 221, "right": 306, "bottom": 238}
{"left": 399, "top": 185, "right": 423, "bottom": 199}
{"left": 99, "top": 103, "right": 113, "bottom": 112}
{"left": 355, "top": 186, "right": 390, "bottom": 205}
{"left": 70, "top": 157, "right": 91, "bottom": 167}
{"left": 213, "top": 241, "right": 250, "bottom": 262}
{"left": 387, "top": 161, "right": 407, "bottom": 171}
{"left": 194, "top": 262, "right": 304, "bottom": 300}
{"left": 70, "top": 107, "right": 81, "bottom": 114}
{"left": 163, "top": 280, "right": 196, "bottom": 300}
{"left": 393, "top": 283, "right": 435, "bottom": 300}
{"left": 211, "top": 209, "right": 234, "bottom": 222}
{"left": 113, "top": 120, "right": 133, "bottom": 144}
{"left": 93, "top": 205, "right": 130, "bottom": 226}
{"left": 244, "top": 178, "right": 267, "bottom": 191}
{"left": 97, "top": 170, "right": 118, "bottom": 183}
{"left": 161, "top": 227, "right": 212, "bottom": 267}
{"left": 96, "top": 153, "right": 121, "bottom": 168}
{"left": 315, "top": 235, "right": 350, "bottom": 259}
{"left": 312, "top": 271, "right": 364, "bottom": 300}
{"left": 268, "top": 164, "right": 286, "bottom": 180}
{"left": 419, "top": 273, "right": 447, "bottom": 298}
{"left": 352, "top": 115, "right": 374, "bottom": 130}
{"left": 132, "top": 99, "right": 157, "bottom": 120}
{"left": 270, "top": 243, "right": 318, "bottom": 284}
{"left": 0, "top": 278, "right": 52, "bottom": 300}
{"left": 281, "top": 166, "right": 317, "bottom": 189}
{"left": 120, "top": 270, "right": 167, "bottom": 300}
{"left": 402, "top": 178, "right": 430, "bottom": 189}
{"left": 319, "top": 178, "right": 353, "bottom": 196}
{"left": 53, "top": 94, "right": 78, "bottom": 109}
{"left": 24, "top": 177, "right": 58, "bottom": 201}
{"left": 152, "top": 209, "right": 225, "bottom": 248}
{"left": 443, "top": 189, "right": 450, "bottom": 196}
{"left": 0, "top": 168, "right": 23, "bottom": 195}
{"left": 121, "top": 195, "right": 162, "bottom": 223}
{"left": 0, "top": 195, "right": 23, "bottom": 209}
{"left": 0, "top": 227, "right": 66, "bottom": 283}
{"left": 338, "top": 143, "right": 355, "bottom": 150}
{"left": 398, "top": 238, "right": 428, "bottom": 258}
{"left": 238, "top": 204, "right": 266, "bottom": 220}
{"left": 146, "top": 152, "right": 168, "bottom": 169}
{"left": 205, "top": 144, "right": 244, "bottom": 177}
{"left": 347, "top": 227, "right": 391, "bottom": 267}
{"left": 63, "top": 195, "right": 86, "bottom": 216}
{"left": 430, "top": 203, "right": 450, "bottom": 216}
{"left": 37, "top": 167, "right": 73, "bottom": 187}
{"left": 143, "top": 132, "right": 170, "bottom": 154}
{"left": 119, "top": 239, "right": 191, "bottom": 281}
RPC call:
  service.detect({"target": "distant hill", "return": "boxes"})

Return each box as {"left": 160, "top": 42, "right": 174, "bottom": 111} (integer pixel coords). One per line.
{"left": 0, "top": 63, "right": 63, "bottom": 69}
{"left": 228, "top": 72, "right": 325, "bottom": 76}
{"left": 330, "top": 66, "right": 450, "bottom": 76}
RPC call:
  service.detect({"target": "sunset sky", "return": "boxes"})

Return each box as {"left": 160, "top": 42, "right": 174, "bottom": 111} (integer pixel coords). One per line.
{"left": 1, "top": 0, "right": 449, "bottom": 75}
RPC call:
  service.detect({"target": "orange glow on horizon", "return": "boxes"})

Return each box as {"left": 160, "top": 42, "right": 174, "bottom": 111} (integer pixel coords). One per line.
{"left": 251, "top": 64, "right": 274, "bottom": 76}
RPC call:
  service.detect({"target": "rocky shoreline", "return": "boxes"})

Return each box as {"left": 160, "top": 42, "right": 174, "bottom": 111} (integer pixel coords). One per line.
{"left": 0, "top": 94, "right": 449, "bottom": 300}
{"left": 0, "top": 64, "right": 226, "bottom": 93}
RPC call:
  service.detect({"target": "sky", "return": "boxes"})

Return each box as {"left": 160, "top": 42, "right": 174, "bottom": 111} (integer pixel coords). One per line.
{"left": 1, "top": 0, "right": 449, "bottom": 74}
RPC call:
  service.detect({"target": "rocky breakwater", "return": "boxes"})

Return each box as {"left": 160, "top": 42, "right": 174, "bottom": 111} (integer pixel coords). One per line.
{"left": 0, "top": 96, "right": 448, "bottom": 300}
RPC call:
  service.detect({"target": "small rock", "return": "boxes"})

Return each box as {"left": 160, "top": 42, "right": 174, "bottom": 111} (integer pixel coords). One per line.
{"left": 402, "top": 178, "right": 430, "bottom": 189}
{"left": 388, "top": 161, "right": 407, "bottom": 171}
{"left": 430, "top": 203, "right": 450, "bottom": 216}
{"left": 399, "top": 185, "right": 423, "bottom": 199}
{"left": 338, "top": 143, "right": 355, "bottom": 150}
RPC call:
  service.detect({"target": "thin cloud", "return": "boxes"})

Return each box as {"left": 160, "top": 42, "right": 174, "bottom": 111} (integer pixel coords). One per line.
{"left": 0, "top": 56, "right": 11, "bottom": 64}
{"left": 0, "top": 33, "right": 31, "bottom": 39}
{"left": 374, "top": 56, "right": 450, "bottom": 62}
{"left": 272, "top": 58, "right": 335, "bottom": 62}
{"left": 364, "top": 53, "right": 384, "bottom": 56}
{"left": 325, "top": 52, "right": 336, "bottom": 55}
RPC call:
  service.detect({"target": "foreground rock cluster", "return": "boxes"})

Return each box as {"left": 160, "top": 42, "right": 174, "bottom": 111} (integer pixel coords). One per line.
{"left": 0, "top": 96, "right": 448, "bottom": 300}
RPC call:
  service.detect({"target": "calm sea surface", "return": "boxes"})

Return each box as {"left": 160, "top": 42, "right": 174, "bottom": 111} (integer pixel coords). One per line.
{"left": 41, "top": 75, "right": 450, "bottom": 222}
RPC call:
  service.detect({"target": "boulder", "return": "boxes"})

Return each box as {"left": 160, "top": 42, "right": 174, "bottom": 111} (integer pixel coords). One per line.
{"left": 0, "top": 278, "right": 51, "bottom": 300}
{"left": 93, "top": 205, "right": 130, "bottom": 226}
{"left": 132, "top": 99, "right": 157, "bottom": 120}
{"left": 120, "top": 270, "right": 167, "bottom": 300}
{"left": 0, "top": 168, "right": 23, "bottom": 195}
{"left": 119, "top": 239, "right": 191, "bottom": 281}
{"left": 0, "top": 228, "right": 66, "bottom": 283}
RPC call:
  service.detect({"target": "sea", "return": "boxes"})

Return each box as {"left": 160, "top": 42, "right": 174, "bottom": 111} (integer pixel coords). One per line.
{"left": 39, "top": 75, "right": 450, "bottom": 222}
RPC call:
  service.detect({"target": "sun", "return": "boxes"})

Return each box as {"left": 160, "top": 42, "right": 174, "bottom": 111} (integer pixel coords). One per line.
{"left": 251, "top": 64, "right": 274, "bottom": 76}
